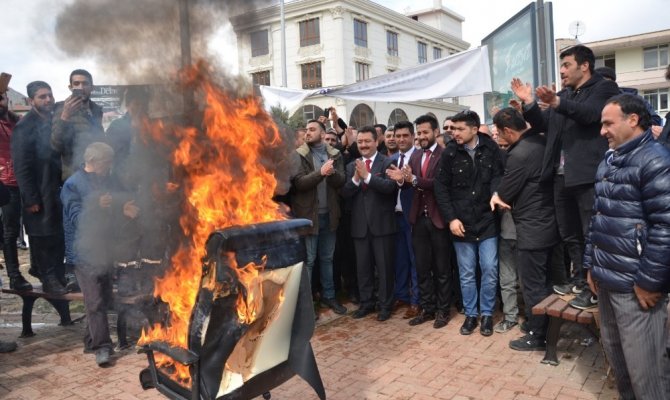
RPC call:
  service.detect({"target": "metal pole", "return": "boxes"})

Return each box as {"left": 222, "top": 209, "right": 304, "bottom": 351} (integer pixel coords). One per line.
{"left": 280, "top": 0, "right": 287, "bottom": 87}
{"left": 178, "top": 0, "right": 195, "bottom": 116}
{"left": 536, "top": 0, "right": 549, "bottom": 86}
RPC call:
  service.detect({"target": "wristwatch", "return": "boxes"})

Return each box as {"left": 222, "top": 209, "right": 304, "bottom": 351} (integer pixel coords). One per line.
{"left": 411, "top": 177, "right": 418, "bottom": 187}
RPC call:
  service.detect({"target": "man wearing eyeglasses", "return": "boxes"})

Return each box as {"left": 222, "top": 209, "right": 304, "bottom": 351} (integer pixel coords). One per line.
{"left": 442, "top": 117, "right": 454, "bottom": 143}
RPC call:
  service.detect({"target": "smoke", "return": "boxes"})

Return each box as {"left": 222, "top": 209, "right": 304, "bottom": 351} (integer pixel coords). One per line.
{"left": 54, "top": 0, "right": 275, "bottom": 84}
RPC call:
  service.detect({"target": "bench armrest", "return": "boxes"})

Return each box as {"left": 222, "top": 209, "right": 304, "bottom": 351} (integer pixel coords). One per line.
{"left": 139, "top": 341, "right": 199, "bottom": 366}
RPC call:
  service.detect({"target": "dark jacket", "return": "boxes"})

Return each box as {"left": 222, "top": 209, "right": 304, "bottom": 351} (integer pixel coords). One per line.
{"left": 583, "top": 130, "right": 670, "bottom": 293}
{"left": 434, "top": 133, "right": 504, "bottom": 241}
{"left": 51, "top": 100, "right": 105, "bottom": 181}
{"left": 290, "top": 143, "right": 345, "bottom": 235}
{"left": 11, "top": 109, "right": 64, "bottom": 237}
{"left": 523, "top": 74, "right": 620, "bottom": 187}
{"left": 341, "top": 153, "right": 398, "bottom": 238}
{"left": 497, "top": 131, "right": 559, "bottom": 250}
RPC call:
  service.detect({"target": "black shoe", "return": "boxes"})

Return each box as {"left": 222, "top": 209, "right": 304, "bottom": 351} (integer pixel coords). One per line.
{"left": 321, "top": 297, "right": 347, "bottom": 315}
{"left": 9, "top": 276, "right": 33, "bottom": 291}
{"left": 377, "top": 310, "right": 392, "bottom": 321}
{"left": 509, "top": 332, "right": 546, "bottom": 351}
{"left": 480, "top": 316, "right": 493, "bottom": 336}
{"left": 351, "top": 307, "right": 374, "bottom": 319}
{"left": 409, "top": 311, "right": 435, "bottom": 326}
{"left": 460, "top": 316, "right": 478, "bottom": 335}
{"left": 433, "top": 311, "right": 449, "bottom": 329}
{"left": 520, "top": 320, "right": 529, "bottom": 334}
{"left": 42, "top": 276, "right": 67, "bottom": 296}
{"left": 95, "top": 347, "right": 112, "bottom": 367}
{"left": 569, "top": 291, "right": 598, "bottom": 310}
{"left": 0, "top": 340, "right": 17, "bottom": 353}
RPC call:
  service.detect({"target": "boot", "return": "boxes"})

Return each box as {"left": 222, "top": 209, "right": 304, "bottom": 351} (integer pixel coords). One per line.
{"left": 9, "top": 276, "right": 33, "bottom": 291}
{"left": 42, "top": 275, "right": 67, "bottom": 296}
{"left": 64, "top": 263, "right": 80, "bottom": 293}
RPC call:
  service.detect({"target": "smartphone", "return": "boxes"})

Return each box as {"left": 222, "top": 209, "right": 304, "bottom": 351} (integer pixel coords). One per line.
{"left": 323, "top": 107, "right": 331, "bottom": 117}
{"left": 71, "top": 88, "right": 84, "bottom": 98}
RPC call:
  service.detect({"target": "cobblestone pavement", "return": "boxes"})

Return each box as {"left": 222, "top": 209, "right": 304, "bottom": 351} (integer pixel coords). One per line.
{"left": 0, "top": 252, "right": 619, "bottom": 400}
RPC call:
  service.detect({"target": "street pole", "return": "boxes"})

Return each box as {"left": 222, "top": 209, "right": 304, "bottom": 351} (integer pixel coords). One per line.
{"left": 280, "top": 0, "right": 287, "bottom": 87}
{"left": 536, "top": 0, "right": 549, "bottom": 86}
{"left": 178, "top": 0, "right": 195, "bottom": 116}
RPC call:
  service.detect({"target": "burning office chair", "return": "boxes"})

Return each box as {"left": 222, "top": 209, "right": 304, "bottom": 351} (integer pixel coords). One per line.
{"left": 139, "top": 219, "right": 326, "bottom": 400}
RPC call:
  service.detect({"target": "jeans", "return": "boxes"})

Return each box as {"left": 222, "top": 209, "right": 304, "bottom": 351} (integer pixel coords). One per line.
{"left": 453, "top": 237, "right": 498, "bottom": 317}
{"left": 1, "top": 186, "right": 21, "bottom": 278}
{"left": 305, "top": 213, "right": 337, "bottom": 300}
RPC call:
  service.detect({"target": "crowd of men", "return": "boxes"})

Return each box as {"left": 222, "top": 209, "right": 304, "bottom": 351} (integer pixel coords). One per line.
{"left": 288, "top": 45, "right": 670, "bottom": 399}
{"left": 0, "top": 45, "right": 668, "bottom": 397}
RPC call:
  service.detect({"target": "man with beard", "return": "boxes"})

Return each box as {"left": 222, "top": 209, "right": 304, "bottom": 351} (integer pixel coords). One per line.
{"left": 291, "top": 119, "right": 347, "bottom": 315}
{"left": 0, "top": 89, "right": 31, "bottom": 291}
{"left": 342, "top": 126, "right": 398, "bottom": 321}
{"left": 490, "top": 108, "right": 559, "bottom": 350}
{"left": 511, "top": 45, "right": 620, "bottom": 310}
{"left": 434, "top": 110, "right": 504, "bottom": 336}
{"left": 384, "top": 127, "right": 399, "bottom": 156}
{"left": 386, "top": 121, "right": 420, "bottom": 319}
{"left": 389, "top": 115, "right": 453, "bottom": 329}
{"left": 51, "top": 69, "right": 105, "bottom": 181}
{"left": 12, "top": 81, "right": 68, "bottom": 295}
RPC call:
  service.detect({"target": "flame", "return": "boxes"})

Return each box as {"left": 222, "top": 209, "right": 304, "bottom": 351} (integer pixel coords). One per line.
{"left": 231, "top": 254, "right": 267, "bottom": 325}
{"left": 138, "top": 62, "right": 285, "bottom": 385}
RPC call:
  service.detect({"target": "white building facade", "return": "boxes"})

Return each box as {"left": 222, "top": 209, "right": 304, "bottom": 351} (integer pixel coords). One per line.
{"left": 231, "top": 0, "right": 470, "bottom": 128}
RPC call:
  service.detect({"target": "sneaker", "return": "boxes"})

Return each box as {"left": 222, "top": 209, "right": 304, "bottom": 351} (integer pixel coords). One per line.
{"left": 569, "top": 291, "right": 598, "bottom": 310}
{"left": 509, "top": 332, "right": 546, "bottom": 351}
{"left": 65, "top": 273, "right": 80, "bottom": 293}
{"left": 0, "top": 340, "right": 17, "bottom": 353}
{"left": 494, "top": 320, "right": 518, "bottom": 334}
{"left": 95, "top": 347, "right": 112, "bottom": 367}
{"left": 320, "top": 297, "right": 347, "bottom": 315}
{"left": 552, "top": 283, "right": 574, "bottom": 295}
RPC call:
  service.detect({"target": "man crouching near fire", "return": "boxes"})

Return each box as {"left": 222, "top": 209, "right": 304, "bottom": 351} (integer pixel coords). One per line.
{"left": 61, "top": 142, "right": 139, "bottom": 367}
{"left": 584, "top": 94, "right": 670, "bottom": 399}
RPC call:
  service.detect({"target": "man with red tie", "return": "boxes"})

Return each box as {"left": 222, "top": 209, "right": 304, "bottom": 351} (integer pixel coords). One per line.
{"left": 388, "top": 115, "right": 453, "bottom": 328}
{"left": 342, "top": 126, "right": 398, "bottom": 322}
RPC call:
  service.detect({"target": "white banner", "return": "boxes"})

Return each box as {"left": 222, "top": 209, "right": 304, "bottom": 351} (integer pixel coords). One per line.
{"left": 259, "top": 46, "right": 491, "bottom": 106}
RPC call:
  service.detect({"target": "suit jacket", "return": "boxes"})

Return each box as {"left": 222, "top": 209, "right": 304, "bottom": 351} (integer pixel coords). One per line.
{"left": 389, "top": 151, "right": 414, "bottom": 222}
{"left": 341, "top": 153, "right": 398, "bottom": 238}
{"left": 405, "top": 145, "right": 445, "bottom": 229}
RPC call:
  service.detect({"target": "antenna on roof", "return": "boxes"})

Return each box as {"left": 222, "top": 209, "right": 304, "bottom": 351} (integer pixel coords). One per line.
{"left": 568, "top": 20, "right": 586, "bottom": 40}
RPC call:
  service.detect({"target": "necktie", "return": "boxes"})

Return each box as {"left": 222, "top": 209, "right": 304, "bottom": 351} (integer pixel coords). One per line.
{"left": 399, "top": 153, "right": 405, "bottom": 169}
{"left": 421, "top": 149, "right": 432, "bottom": 177}
{"left": 365, "top": 159, "right": 372, "bottom": 172}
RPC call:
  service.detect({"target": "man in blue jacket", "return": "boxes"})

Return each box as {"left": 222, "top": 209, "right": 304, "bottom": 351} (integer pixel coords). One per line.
{"left": 585, "top": 94, "right": 670, "bottom": 399}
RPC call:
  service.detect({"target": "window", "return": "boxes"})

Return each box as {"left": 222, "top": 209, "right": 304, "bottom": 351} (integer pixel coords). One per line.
{"left": 298, "top": 105, "right": 324, "bottom": 122}
{"left": 433, "top": 47, "right": 442, "bottom": 60}
{"left": 418, "top": 41, "right": 427, "bottom": 64}
{"left": 643, "top": 45, "right": 668, "bottom": 69}
{"left": 595, "top": 54, "right": 615, "bottom": 69}
{"left": 349, "top": 103, "right": 375, "bottom": 128}
{"left": 387, "top": 108, "right": 409, "bottom": 127}
{"left": 354, "top": 19, "right": 368, "bottom": 48}
{"left": 299, "top": 18, "right": 320, "bottom": 47}
{"left": 643, "top": 89, "right": 669, "bottom": 113}
{"left": 387, "top": 31, "right": 398, "bottom": 56}
{"left": 355, "top": 62, "right": 369, "bottom": 82}
{"left": 250, "top": 30, "right": 269, "bottom": 57}
{"left": 251, "top": 71, "right": 270, "bottom": 86}
{"left": 301, "top": 62, "right": 322, "bottom": 89}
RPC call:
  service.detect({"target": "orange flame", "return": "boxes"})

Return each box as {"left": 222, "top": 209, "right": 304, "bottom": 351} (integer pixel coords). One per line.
{"left": 138, "top": 62, "right": 286, "bottom": 385}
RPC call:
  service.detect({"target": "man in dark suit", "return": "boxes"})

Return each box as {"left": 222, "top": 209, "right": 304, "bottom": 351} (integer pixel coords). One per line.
{"left": 389, "top": 115, "right": 453, "bottom": 329}
{"left": 387, "top": 121, "right": 420, "bottom": 319}
{"left": 341, "top": 126, "right": 398, "bottom": 321}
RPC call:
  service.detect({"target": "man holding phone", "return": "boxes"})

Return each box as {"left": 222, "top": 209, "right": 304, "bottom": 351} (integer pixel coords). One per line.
{"left": 51, "top": 69, "right": 105, "bottom": 181}
{"left": 51, "top": 69, "right": 105, "bottom": 292}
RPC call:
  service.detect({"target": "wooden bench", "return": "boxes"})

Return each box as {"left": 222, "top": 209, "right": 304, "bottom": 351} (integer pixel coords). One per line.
{"left": 1, "top": 286, "right": 154, "bottom": 348}
{"left": 531, "top": 293, "right": 599, "bottom": 366}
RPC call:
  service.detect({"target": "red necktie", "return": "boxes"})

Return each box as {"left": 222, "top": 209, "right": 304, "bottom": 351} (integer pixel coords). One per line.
{"left": 421, "top": 150, "right": 431, "bottom": 177}
{"left": 365, "top": 159, "right": 372, "bottom": 172}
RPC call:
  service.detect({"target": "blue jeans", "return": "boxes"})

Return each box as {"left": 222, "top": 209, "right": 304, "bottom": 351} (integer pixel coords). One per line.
{"left": 453, "top": 237, "right": 498, "bottom": 317}
{"left": 305, "top": 213, "right": 337, "bottom": 300}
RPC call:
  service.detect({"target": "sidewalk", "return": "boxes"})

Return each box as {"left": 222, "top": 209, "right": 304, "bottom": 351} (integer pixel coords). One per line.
{"left": 0, "top": 294, "right": 618, "bottom": 400}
